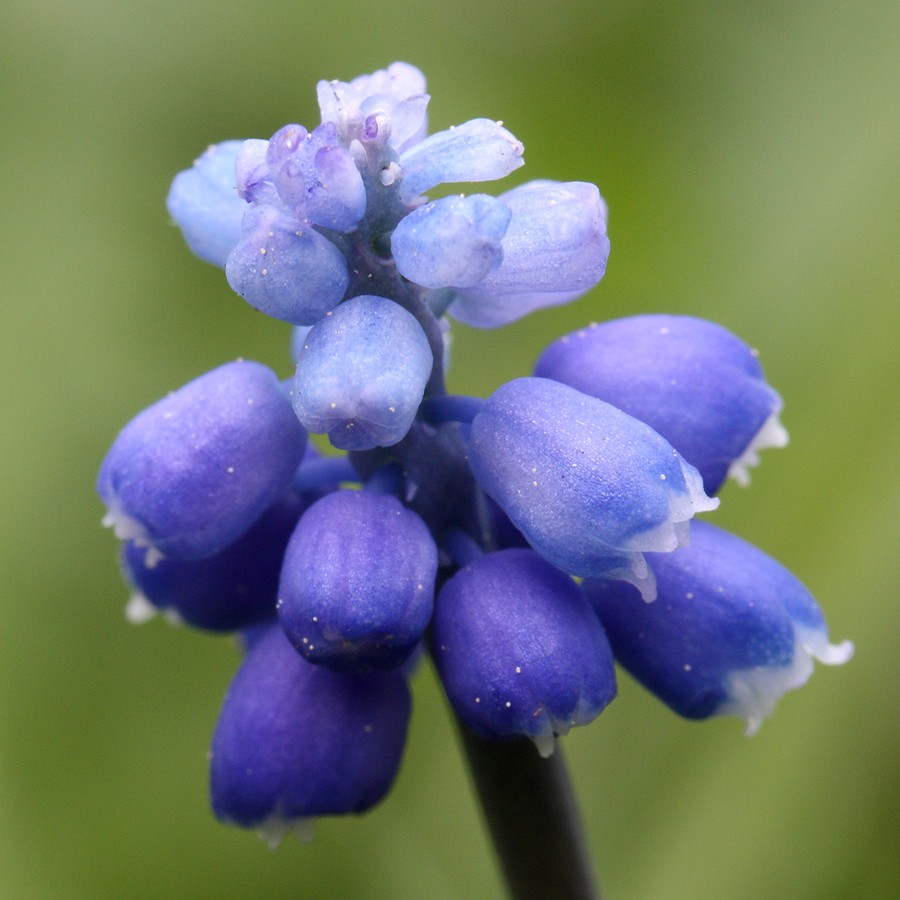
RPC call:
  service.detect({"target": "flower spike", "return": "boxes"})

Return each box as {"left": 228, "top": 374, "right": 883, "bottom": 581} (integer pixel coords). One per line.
{"left": 101, "top": 61, "right": 851, "bottom": 856}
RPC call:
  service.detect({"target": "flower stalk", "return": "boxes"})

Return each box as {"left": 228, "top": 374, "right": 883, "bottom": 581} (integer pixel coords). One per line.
{"left": 458, "top": 723, "right": 600, "bottom": 900}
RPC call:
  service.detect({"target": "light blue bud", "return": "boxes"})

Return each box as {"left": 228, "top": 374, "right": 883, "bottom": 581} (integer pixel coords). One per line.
{"left": 534, "top": 315, "right": 788, "bottom": 494}
{"left": 467, "top": 377, "right": 718, "bottom": 582}
{"left": 301, "top": 124, "right": 367, "bottom": 231}
{"left": 317, "top": 62, "right": 428, "bottom": 151}
{"left": 263, "top": 124, "right": 309, "bottom": 209}
{"left": 447, "top": 181, "right": 609, "bottom": 328}
{"left": 97, "top": 360, "right": 307, "bottom": 563}
{"left": 235, "top": 138, "right": 279, "bottom": 205}
{"left": 433, "top": 549, "right": 616, "bottom": 756}
{"left": 225, "top": 205, "right": 349, "bottom": 325}
{"left": 166, "top": 141, "right": 246, "bottom": 267}
{"left": 292, "top": 295, "right": 433, "bottom": 451}
{"left": 584, "top": 521, "right": 853, "bottom": 734}
{"left": 210, "top": 624, "right": 410, "bottom": 843}
{"left": 372, "top": 93, "right": 430, "bottom": 154}
{"left": 278, "top": 490, "right": 438, "bottom": 671}
{"left": 267, "top": 123, "right": 366, "bottom": 232}
{"left": 391, "top": 194, "right": 511, "bottom": 288}
{"left": 398, "top": 119, "right": 524, "bottom": 203}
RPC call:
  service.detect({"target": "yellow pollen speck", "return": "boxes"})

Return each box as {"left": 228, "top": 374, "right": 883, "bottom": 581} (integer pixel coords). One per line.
{"left": 259, "top": 247, "right": 266, "bottom": 255}
{"left": 660, "top": 473, "right": 667, "bottom": 480}
{"left": 388, "top": 406, "right": 396, "bottom": 413}
{"left": 505, "top": 701, "right": 512, "bottom": 708}
{"left": 515, "top": 666, "right": 522, "bottom": 674}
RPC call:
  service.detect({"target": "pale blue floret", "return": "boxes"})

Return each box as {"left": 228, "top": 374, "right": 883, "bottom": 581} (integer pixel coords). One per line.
{"left": 165, "top": 141, "right": 246, "bottom": 267}
{"left": 446, "top": 181, "right": 610, "bottom": 327}
{"left": 97, "top": 360, "right": 307, "bottom": 563}
{"left": 391, "top": 194, "right": 511, "bottom": 289}
{"left": 263, "top": 123, "right": 310, "bottom": 208}
{"left": 397, "top": 119, "right": 525, "bottom": 204}
{"left": 235, "top": 138, "right": 279, "bottom": 205}
{"left": 291, "top": 295, "right": 433, "bottom": 450}
{"left": 467, "top": 377, "right": 718, "bottom": 583}
{"left": 267, "top": 122, "right": 367, "bottom": 231}
{"left": 225, "top": 205, "right": 350, "bottom": 325}
{"left": 433, "top": 548, "right": 617, "bottom": 757}
{"left": 316, "top": 61, "right": 429, "bottom": 152}
{"left": 277, "top": 489, "right": 438, "bottom": 671}
{"left": 534, "top": 315, "right": 788, "bottom": 494}
{"left": 584, "top": 521, "right": 853, "bottom": 734}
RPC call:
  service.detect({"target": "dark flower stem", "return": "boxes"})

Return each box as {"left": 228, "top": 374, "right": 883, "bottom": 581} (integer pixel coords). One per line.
{"left": 457, "top": 723, "right": 601, "bottom": 900}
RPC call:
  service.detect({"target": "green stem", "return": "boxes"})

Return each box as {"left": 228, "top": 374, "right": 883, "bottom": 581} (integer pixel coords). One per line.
{"left": 457, "top": 724, "right": 601, "bottom": 900}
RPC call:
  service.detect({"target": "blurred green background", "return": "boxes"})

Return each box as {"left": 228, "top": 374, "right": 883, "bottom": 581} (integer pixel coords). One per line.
{"left": 1, "top": 1, "right": 897, "bottom": 897}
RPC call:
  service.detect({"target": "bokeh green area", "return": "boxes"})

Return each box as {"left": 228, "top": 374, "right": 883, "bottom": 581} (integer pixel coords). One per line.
{"left": 1, "top": 2, "right": 897, "bottom": 897}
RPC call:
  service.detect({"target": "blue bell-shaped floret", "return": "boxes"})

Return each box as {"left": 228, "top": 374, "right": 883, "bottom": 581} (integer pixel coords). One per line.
{"left": 467, "top": 377, "right": 718, "bottom": 585}
{"left": 583, "top": 520, "right": 853, "bottom": 734}
{"left": 277, "top": 489, "right": 438, "bottom": 671}
{"left": 432, "top": 548, "right": 616, "bottom": 757}
{"left": 292, "top": 294, "right": 433, "bottom": 450}
{"left": 534, "top": 315, "right": 787, "bottom": 494}
{"left": 97, "top": 360, "right": 307, "bottom": 564}
{"left": 210, "top": 624, "right": 411, "bottom": 845}
{"left": 121, "top": 488, "right": 308, "bottom": 631}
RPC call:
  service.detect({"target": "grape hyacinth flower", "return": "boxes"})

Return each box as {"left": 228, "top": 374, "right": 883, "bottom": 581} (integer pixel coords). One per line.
{"left": 584, "top": 521, "right": 854, "bottom": 734}
{"left": 100, "top": 61, "right": 851, "bottom": 891}
{"left": 433, "top": 547, "right": 617, "bottom": 757}
{"left": 534, "top": 315, "right": 789, "bottom": 494}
